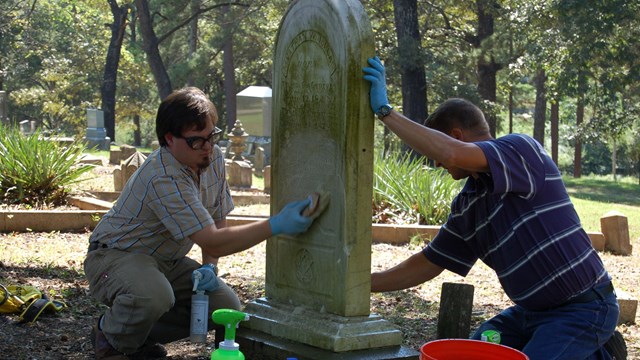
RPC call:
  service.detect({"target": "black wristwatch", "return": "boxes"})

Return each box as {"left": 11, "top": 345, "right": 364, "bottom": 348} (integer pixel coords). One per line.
{"left": 376, "top": 104, "right": 393, "bottom": 120}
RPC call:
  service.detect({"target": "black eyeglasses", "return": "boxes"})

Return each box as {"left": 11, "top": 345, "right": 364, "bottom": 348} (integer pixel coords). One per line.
{"left": 178, "top": 127, "right": 223, "bottom": 150}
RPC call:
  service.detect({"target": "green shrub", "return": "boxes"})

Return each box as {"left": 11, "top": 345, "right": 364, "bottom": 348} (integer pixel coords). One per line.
{"left": 373, "top": 150, "right": 463, "bottom": 225}
{"left": 0, "top": 124, "right": 95, "bottom": 207}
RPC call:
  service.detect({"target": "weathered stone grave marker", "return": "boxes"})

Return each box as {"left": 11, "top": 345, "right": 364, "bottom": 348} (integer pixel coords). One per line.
{"left": 241, "top": 1, "right": 416, "bottom": 359}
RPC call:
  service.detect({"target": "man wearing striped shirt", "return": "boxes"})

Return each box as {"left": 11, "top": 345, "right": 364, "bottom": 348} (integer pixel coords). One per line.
{"left": 85, "top": 87, "right": 314, "bottom": 359}
{"left": 364, "top": 57, "right": 624, "bottom": 359}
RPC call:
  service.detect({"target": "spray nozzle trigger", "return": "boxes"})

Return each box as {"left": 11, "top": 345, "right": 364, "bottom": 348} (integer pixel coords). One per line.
{"left": 192, "top": 269, "right": 203, "bottom": 292}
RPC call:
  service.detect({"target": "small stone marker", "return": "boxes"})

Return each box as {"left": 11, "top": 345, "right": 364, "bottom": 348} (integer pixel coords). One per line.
{"left": 114, "top": 151, "right": 146, "bottom": 191}
{"left": 615, "top": 288, "right": 638, "bottom": 325}
{"left": 0, "top": 91, "right": 8, "bottom": 124}
{"left": 587, "top": 231, "right": 605, "bottom": 252}
{"left": 437, "top": 282, "right": 474, "bottom": 339}
{"left": 227, "top": 120, "right": 253, "bottom": 189}
{"left": 600, "top": 211, "right": 632, "bottom": 255}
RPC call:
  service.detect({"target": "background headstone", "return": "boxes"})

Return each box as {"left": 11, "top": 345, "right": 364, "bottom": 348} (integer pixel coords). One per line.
{"left": 113, "top": 151, "right": 146, "bottom": 191}
{"left": 85, "top": 108, "right": 110, "bottom": 150}
{"left": 601, "top": 211, "right": 633, "bottom": 255}
{"left": 0, "top": 91, "right": 8, "bottom": 125}
{"left": 244, "top": 0, "right": 403, "bottom": 353}
{"left": 236, "top": 86, "right": 272, "bottom": 137}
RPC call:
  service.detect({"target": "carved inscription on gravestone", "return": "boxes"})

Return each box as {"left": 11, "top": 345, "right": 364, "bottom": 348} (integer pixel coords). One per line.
{"left": 268, "top": 24, "right": 348, "bottom": 314}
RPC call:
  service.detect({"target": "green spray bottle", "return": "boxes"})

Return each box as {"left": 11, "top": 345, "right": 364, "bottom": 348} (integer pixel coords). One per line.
{"left": 210, "top": 309, "right": 249, "bottom": 360}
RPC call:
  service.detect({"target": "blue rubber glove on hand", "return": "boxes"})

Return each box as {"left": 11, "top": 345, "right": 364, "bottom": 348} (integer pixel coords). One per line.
{"left": 362, "top": 56, "right": 390, "bottom": 113}
{"left": 191, "top": 263, "right": 219, "bottom": 292}
{"left": 269, "top": 197, "right": 313, "bottom": 236}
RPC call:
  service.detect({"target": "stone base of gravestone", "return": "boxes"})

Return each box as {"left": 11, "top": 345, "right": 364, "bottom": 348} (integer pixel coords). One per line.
{"left": 227, "top": 160, "right": 252, "bottom": 188}
{"left": 600, "top": 211, "right": 632, "bottom": 255}
{"left": 85, "top": 138, "right": 110, "bottom": 151}
{"left": 244, "top": 298, "right": 403, "bottom": 352}
{"left": 236, "top": 327, "right": 419, "bottom": 360}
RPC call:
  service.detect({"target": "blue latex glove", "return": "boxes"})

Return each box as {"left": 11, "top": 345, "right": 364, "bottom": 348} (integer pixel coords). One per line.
{"left": 269, "top": 197, "right": 313, "bottom": 236}
{"left": 191, "top": 263, "right": 219, "bottom": 292}
{"left": 362, "top": 56, "right": 390, "bottom": 113}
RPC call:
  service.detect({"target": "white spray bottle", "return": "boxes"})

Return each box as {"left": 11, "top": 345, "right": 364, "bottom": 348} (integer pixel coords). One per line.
{"left": 190, "top": 270, "right": 209, "bottom": 343}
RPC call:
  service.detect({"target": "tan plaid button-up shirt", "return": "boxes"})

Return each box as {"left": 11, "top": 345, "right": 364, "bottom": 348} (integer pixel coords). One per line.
{"left": 89, "top": 146, "right": 234, "bottom": 261}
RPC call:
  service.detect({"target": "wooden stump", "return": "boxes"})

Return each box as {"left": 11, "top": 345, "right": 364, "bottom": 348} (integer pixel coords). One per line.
{"left": 437, "top": 282, "right": 474, "bottom": 339}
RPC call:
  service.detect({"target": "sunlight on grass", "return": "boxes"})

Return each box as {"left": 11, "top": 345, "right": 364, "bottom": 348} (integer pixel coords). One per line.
{"left": 564, "top": 175, "right": 640, "bottom": 241}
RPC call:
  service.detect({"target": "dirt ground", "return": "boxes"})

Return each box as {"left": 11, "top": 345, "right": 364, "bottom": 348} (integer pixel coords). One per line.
{"left": 0, "top": 161, "right": 638, "bottom": 359}
{"left": 1, "top": 231, "right": 638, "bottom": 359}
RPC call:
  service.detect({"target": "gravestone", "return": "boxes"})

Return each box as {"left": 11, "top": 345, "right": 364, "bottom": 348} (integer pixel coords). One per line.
{"left": 253, "top": 142, "right": 271, "bottom": 176}
{"left": 600, "top": 211, "right": 632, "bottom": 255}
{"left": 85, "top": 109, "right": 110, "bottom": 150}
{"left": 227, "top": 119, "right": 253, "bottom": 189}
{"left": 0, "top": 91, "right": 8, "bottom": 124}
{"left": 243, "top": 0, "right": 405, "bottom": 355}
{"left": 236, "top": 86, "right": 272, "bottom": 137}
{"left": 113, "top": 151, "right": 146, "bottom": 191}
{"left": 19, "top": 120, "right": 36, "bottom": 135}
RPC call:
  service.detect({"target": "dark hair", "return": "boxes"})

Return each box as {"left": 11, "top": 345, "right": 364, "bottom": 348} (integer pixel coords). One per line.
{"left": 155, "top": 87, "right": 218, "bottom": 146}
{"left": 424, "top": 98, "right": 489, "bottom": 136}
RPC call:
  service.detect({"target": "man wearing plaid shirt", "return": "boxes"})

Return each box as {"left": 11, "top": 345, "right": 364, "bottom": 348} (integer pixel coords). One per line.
{"left": 85, "top": 87, "right": 314, "bottom": 359}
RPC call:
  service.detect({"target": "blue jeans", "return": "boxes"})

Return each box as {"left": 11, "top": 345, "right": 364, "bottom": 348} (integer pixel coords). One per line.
{"left": 471, "top": 283, "right": 619, "bottom": 360}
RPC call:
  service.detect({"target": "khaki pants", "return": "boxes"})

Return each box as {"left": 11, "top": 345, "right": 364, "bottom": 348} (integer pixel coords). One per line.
{"left": 84, "top": 248, "right": 241, "bottom": 354}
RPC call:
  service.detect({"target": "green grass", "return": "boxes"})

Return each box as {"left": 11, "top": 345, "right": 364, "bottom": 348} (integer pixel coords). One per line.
{"left": 564, "top": 175, "right": 640, "bottom": 241}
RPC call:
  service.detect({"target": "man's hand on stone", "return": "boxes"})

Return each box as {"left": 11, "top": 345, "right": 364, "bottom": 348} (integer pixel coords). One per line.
{"left": 269, "top": 197, "right": 313, "bottom": 236}
{"left": 362, "top": 56, "right": 390, "bottom": 114}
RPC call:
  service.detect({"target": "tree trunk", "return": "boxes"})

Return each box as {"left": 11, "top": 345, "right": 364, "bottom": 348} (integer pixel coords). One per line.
{"left": 101, "top": 0, "right": 130, "bottom": 143}
{"left": 508, "top": 88, "right": 513, "bottom": 134}
{"left": 612, "top": 137, "right": 617, "bottom": 182}
{"left": 533, "top": 68, "right": 546, "bottom": 146}
{"left": 136, "top": 0, "right": 172, "bottom": 100}
{"left": 222, "top": 5, "right": 237, "bottom": 133}
{"left": 475, "top": 0, "right": 501, "bottom": 138}
{"left": 133, "top": 114, "right": 141, "bottom": 146}
{"left": 393, "top": 0, "right": 427, "bottom": 157}
{"left": 187, "top": 0, "right": 201, "bottom": 86}
{"left": 550, "top": 98, "right": 559, "bottom": 165}
{"left": 574, "top": 94, "right": 584, "bottom": 178}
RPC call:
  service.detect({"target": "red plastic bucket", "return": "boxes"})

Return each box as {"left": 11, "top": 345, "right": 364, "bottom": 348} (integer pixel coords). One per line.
{"left": 420, "top": 339, "right": 529, "bottom": 360}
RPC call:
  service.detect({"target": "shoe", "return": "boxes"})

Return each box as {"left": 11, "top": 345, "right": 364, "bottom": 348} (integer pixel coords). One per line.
{"left": 604, "top": 330, "right": 627, "bottom": 360}
{"left": 129, "top": 342, "right": 167, "bottom": 359}
{"left": 91, "top": 321, "right": 167, "bottom": 359}
{"left": 91, "top": 324, "right": 127, "bottom": 360}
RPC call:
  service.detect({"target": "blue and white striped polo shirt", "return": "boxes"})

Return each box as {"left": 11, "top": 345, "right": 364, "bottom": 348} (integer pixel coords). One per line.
{"left": 423, "top": 134, "right": 609, "bottom": 310}
{"left": 89, "top": 145, "right": 234, "bottom": 261}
